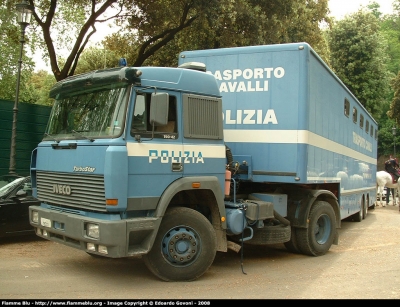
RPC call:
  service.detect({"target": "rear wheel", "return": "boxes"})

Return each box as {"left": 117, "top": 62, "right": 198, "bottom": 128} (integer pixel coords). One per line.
{"left": 296, "top": 201, "right": 336, "bottom": 256}
{"left": 143, "top": 207, "right": 217, "bottom": 282}
{"left": 362, "top": 198, "right": 368, "bottom": 219}
{"left": 353, "top": 201, "right": 363, "bottom": 222}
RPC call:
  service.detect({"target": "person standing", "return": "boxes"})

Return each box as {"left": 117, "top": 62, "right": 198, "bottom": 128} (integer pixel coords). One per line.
{"left": 386, "top": 188, "right": 395, "bottom": 205}
{"left": 385, "top": 155, "right": 400, "bottom": 182}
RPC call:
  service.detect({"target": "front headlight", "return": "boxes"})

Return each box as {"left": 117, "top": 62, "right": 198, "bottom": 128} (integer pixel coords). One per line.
{"left": 86, "top": 223, "right": 100, "bottom": 239}
{"left": 32, "top": 211, "right": 39, "bottom": 223}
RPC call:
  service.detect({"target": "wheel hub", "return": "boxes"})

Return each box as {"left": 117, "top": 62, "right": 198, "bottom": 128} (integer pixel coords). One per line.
{"left": 315, "top": 214, "right": 331, "bottom": 244}
{"left": 162, "top": 227, "right": 199, "bottom": 265}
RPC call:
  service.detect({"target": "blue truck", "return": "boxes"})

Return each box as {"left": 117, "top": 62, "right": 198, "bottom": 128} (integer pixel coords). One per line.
{"left": 29, "top": 42, "right": 377, "bottom": 281}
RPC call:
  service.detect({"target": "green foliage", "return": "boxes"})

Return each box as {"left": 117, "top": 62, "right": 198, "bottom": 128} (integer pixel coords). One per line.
{"left": 375, "top": 0, "right": 400, "bottom": 156}
{"left": 27, "top": 70, "right": 57, "bottom": 106}
{"left": 377, "top": 118, "right": 399, "bottom": 156}
{"left": 389, "top": 71, "right": 400, "bottom": 124}
{"left": 74, "top": 46, "right": 120, "bottom": 74}
{"left": 25, "top": 0, "right": 127, "bottom": 81}
{"left": 380, "top": 11, "right": 400, "bottom": 75}
{"left": 25, "top": 0, "right": 331, "bottom": 71}
{"left": 0, "top": 1, "right": 36, "bottom": 103}
{"left": 327, "top": 10, "right": 392, "bottom": 121}
{"left": 133, "top": 0, "right": 332, "bottom": 66}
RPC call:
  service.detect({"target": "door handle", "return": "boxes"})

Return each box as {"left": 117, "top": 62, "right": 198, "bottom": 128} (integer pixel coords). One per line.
{"left": 172, "top": 163, "right": 183, "bottom": 172}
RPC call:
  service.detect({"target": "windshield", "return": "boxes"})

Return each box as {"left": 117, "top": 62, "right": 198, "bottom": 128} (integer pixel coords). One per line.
{"left": 44, "top": 85, "right": 130, "bottom": 140}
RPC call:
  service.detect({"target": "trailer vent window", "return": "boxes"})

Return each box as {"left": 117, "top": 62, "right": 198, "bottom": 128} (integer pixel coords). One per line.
{"left": 359, "top": 114, "right": 364, "bottom": 129}
{"left": 344, "top": 99, "right": 350, "bottom": 117}
{"left": 353, "top": 107, "right": 358, "bottom": 124}
{"left": 182, "top": 94, "right": 223, "bottom": 139}
{"left": 366, "top": 120, "right": 369, "bottom": 134}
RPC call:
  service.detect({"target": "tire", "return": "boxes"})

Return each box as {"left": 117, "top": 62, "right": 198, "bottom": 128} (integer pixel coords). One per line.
{"left": 284, "top": 226, "right": 301, "bottom": 254}
{"left": 353, "top": 202, "right": 363, "bottom": 222}
{"left": 143, "top": 207, "right": 217, "bottom": 282}
{"left": 296, "top": 201, "right": 336, "bottom": 257}
{"left": 362, "top": 198, "right": 368, "bottom": 219}
{"left": 370, "top": 201, "right": 376, "bottom": 210}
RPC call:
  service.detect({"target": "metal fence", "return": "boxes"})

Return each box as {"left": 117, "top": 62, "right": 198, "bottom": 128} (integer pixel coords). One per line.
{"left": 0, "top": 100, "right": 51, "bottom": 176}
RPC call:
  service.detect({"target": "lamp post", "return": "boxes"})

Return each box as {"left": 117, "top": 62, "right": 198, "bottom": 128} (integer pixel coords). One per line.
{"left": 9, "top": 0, "right": 33, "bottom": 175}
{"left": 393, "top": 127, "right": 397, "bottom": 158}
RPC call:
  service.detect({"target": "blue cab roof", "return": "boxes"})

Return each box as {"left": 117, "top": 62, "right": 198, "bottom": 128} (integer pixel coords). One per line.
{"left": 50, "top": 66, "right": 221, "bottom": 98}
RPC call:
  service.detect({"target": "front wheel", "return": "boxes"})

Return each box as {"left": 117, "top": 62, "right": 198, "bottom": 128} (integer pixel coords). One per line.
{"left": 143, "top": 207, "right": 217, "bottom": 282}
{"left": 296, "top": 201, "right": 336, "bottom": 256}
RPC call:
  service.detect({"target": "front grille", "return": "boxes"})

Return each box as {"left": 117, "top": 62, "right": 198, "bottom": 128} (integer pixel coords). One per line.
{"left": 37, "top": 171, "right": 106, "bottom": 212}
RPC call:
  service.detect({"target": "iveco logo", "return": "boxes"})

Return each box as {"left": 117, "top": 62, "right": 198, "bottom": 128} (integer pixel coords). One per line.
{"left": 73, "top": 166, "right": 96, "bottom": 172}
{"left": 53, "top": 184, "right": 71, "bottom": 195}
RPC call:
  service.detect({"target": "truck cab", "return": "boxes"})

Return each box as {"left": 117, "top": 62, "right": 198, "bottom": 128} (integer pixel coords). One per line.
{"left": 29, "top": 64, "right": 228, "bottom": 281}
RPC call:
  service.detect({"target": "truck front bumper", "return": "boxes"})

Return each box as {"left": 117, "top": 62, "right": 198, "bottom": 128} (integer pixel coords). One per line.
{"left": 29, "top": 205, "right": 161, "bottom": 258}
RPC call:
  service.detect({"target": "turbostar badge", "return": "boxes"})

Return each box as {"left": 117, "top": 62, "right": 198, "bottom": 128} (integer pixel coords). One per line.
{"left": 73, "top": 166, "right": 96, "bottom": 172}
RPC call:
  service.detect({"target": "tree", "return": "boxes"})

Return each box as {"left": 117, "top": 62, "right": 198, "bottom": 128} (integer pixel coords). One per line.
{"left": 363, "top": 1, "right": 400, "bottom": 157}
{"left": 27, "top": 70, "right": 56, "bottom": 106}
{"left": 1, "top": 0, "right": 334, "bottom": 105}
{"left": 380, "top": 14, "right": 400, "bottom": 74}
{"left": 28, "top": 0, "right": 124, "bottom": 81}
{"left": 0, "top": 1, "right": 35, "bottom": 102}
{"left": 22, "top": 0, "right": 224, "bottom": 81}
{"left": 328, "top": 10, "right": 392, "bottom": 121}
{"left": 20, "top": 0, "right": 333, "bottom": 81}
{"left": 72, "top": 46, "right": 120, "bottom": 74}
{"left": 382, "top": 0, "right": 400, "bottom": 126}
{"left": 377, "top": 116, "right": 398, "bottom": 156}
{"left": 102, "top": 0, "right": 332, "bottom": 68}
{"left": 389, "top": 71, "right": 400, "bottom": 124}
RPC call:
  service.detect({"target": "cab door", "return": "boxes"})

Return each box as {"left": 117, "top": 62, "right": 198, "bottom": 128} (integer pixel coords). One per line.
{"left": 126, "top": 91, "right": 183, "bottom": 210}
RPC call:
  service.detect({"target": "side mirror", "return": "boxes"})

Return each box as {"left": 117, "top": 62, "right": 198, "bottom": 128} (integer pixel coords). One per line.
{"left": 16, "top": 189, "right": 27, "bottom": 197}
{"left": 11, "top": 189, "right": 27, "bottom": 200}
{"left": 150, "top": 93, "right": 169, "bottom": 127}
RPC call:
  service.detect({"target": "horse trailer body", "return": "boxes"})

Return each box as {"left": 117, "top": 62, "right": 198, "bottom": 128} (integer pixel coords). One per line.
{"left": 179, "top": 42, "right": 377, "bottom": 220}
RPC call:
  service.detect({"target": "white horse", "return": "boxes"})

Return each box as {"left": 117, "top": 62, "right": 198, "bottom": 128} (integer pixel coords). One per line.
{"left": 376, "top": 171, "right": 400, "bottom": 206}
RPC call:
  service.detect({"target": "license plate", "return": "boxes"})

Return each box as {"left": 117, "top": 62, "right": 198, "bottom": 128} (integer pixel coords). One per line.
{"left": 40, "top": 217, "right": 51, "bottom": 228}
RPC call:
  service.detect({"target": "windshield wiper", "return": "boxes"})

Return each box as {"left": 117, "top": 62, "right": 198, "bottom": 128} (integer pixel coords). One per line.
{"left": 44, "top": 133, "right": 60, "bottom": 143}
{"left": 71, "top": 130, "right": 95, "bottom": 142}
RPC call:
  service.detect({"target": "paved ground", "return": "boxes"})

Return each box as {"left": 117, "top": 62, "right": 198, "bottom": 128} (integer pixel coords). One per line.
{"left": 0, "top": 203, "right": 399, "bottom": 299}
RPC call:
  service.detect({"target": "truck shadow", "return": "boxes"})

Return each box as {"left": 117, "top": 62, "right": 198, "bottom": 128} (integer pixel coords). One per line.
{"left": 0, "top": 233, "right": 44, "bottom": 245}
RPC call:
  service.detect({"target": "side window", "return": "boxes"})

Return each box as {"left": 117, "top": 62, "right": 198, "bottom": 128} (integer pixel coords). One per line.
{"left": 344, "top": 99, "right": 350, "bottom": 117}
{"left": 359, "top": 114, "right": 364, "bottom": 129}
{"left": 366, "top": 120, "right": 369, "bottom": 134}
{"left": 353, "top": 107, "right": 357, "bottom": 124}
{"left": 131, "top": 93, "right": 178, "bottom": 137}
{"left": 132, "top": 94, "right": 147, "bottom": 131}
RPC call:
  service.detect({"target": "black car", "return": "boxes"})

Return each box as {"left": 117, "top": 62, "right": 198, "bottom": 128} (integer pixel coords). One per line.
{"left": 0, "top": 175, "right": 40, "bottom": 238}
